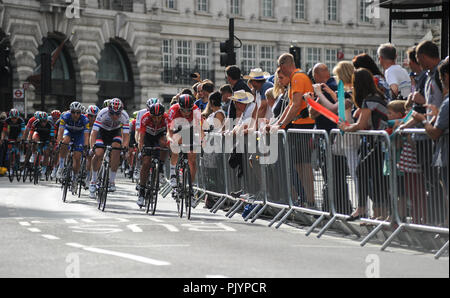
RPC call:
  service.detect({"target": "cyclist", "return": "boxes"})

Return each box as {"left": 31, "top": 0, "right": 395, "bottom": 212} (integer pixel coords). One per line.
{"left": 136, "top": 102, "right": 169, "bottom": 207}
{"left": 1, "top": 109, "right": 25, "bottom": 162}
{"left": 28, "top": 112, "right": 55, "bottom": 177}
{"left": 48, "top": 110, "right": 61, "bottom": 177}
{"left": 132, "top": 98, "right": 160, "bottom": 180}
{"left": 167, "top": 94, "right": 202, "bottom": 188}
{"left": 89, "top": 98, "right": 130, "bottom": 198}
{"left": 84, "top": 105, "right": 100, "bottom": 184}
{"left": 56, "top": 102, "right": 90, "bottom": 189}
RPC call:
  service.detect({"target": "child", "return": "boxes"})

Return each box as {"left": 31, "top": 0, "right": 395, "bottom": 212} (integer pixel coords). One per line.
{"left": 387, "top": 100, "right": 426, "bottom": 224}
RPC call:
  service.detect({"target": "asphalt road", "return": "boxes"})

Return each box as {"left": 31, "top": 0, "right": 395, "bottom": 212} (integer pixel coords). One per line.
{"left": 0, "top": 175, "right": 448, "bottom": 278}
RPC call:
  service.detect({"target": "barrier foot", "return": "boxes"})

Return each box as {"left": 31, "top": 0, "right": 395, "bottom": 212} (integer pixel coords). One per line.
{"left": 244, "top": 204, "right": 262, "bottom": 222}
{"left": 381, "top": 224, "right": 404, "bottom": 251}
{"left": 212, "top": 197, "right": 228, "bottom": 214}
{"left": 360, "top": 223, "right": 384, "bottom": 247}
{"left": 317, "top": 215, "right": 337, "bottom": 238}
{"left": 435, "top": 241, "right": 449, "bottom": 260}
{"left": 250, "top": 204, "right": 268, "bottom": 223}
{"left": 225, "top": 200, "right": 242, "bottom": 217}
{"left": 268, "top": 209, "right": 285, "bottom": 227}
{"left": 210, "top": 196, "right": 226, "bottom": 213}
{"left": 340, "top": 220, "right": 361, "bottom": 238}
{"left": 305, "top": 214, "right": 326, "bottom": 236}
{"left": 275, "top": 209, "right": 294, "bottom": 229}
{"left": 228, "top": 201, "right": 244, "bottom": 218}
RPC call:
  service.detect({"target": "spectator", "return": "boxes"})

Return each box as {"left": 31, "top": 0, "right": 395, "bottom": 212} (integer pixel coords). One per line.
{"left": 402, "top": 41, "right": 445, "bottom": 225}
{"left": 387, "top": 100, "right": 426, "bottom": 224}
{"left": 353, "top": 53, "right": 391, "bottom": 101}
{"left": 244, "top": 68, "right": 274, "bottom": 131}
{"left": 219, "top": 84, "right": 233, "bottom": 118}
{"left": 230, "top": 90, "right": 255, "bottom": 135}
{"left": 271, "top": 71, "right": 289, "bottom": 119}
{"left": 339, "top": 68, "right": 390, "bottom": 220}
{"left": 225, "top": 65, "right": 253, "bottom": 121}
{"left": 377, "top": 43, "right": 412, "bottom": 100}
{"left": 205, "top": 91, "right": 226, "bottom": 132}
{"left": 192, "top": 82, "right": 201, "bottom": 100}
{"left": 405, "top": 46, "right": 427, "bottom": 113}
{"left": 411, "top": 57, "right": 449, "bottom": 225}
{"left": 195, "top": 80, "right": 215, "bottom": 113}
{"left": 273, "top": 53, "right": 315, "bottom": 208}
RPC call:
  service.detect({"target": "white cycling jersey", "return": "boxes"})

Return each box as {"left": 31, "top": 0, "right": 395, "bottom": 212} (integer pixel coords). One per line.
{"left": 93, "top": 108, "right": 130, "bottom": 134}
{"left": 135, "top": 108, "right": 147, "bottom": 131}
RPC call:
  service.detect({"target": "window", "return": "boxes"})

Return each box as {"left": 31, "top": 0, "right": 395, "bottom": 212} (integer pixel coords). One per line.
{"left": 260, "top": 46, "right": 275, "bottom": 74}
{"left": 240, "top": 44, "right": 257, "bottom": 75}
{"left": 230, "top": 0, "right": 241, "bottom": 16}
{"left": 359, "top": 0, "right": 370, "bottom": 23}
{"left": 392, "top": 9, "right": 407, "bottom": 25}
{"left": 327, "top": 0, "right": 338, "bottom": 22}
{"left": 176, "top": 40, "right": 192, "bottom": 71}
{"left": 424, "top": 6, "right": 441, "bottom": 26}
{"left": 353, "top": 48, "right": 369, "bottom": 57}
{"left": 165, "top": 0, "right": 176, "bottom": 9}
{"left": 162, "top": 40, "right": 173, "bottom": 69}
{"left": 194, "top": 42, "right": 210, "bottom": 71}
{"left": 97, "top": 43, "right": 129, "bottom": 81}
{"left": 99, "top": 0, "right": 133, "bottom": 12}
{"left": 262, "top": 0, "right": 274, "bottom": 18}
{"left": 197, "top": 0, "right": 209, "bottom": 12}
{"left": 294, "top": 0, "right": 306, "bottom": 20}
{"left": 305, "top": 48, "right": 321, "bottom": 71}
{"left": 325, "top": 49, "right": 338, "bottom": 72}
{"left": 396, "top": 49, "right": 407, "bottom": 68}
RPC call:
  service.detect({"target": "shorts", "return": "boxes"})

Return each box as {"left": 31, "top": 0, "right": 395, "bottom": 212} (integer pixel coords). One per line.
{"left": 286, "top": 123, "right": 314, "bottom": 164}
{"left": 64, "top": 129, "right": 85, "bottom": 152}
{"left": 95, "top": 128, "right": 122, "bottom": 148}
{"left": 143, "top": 132, "right": 166, "bottom": 158}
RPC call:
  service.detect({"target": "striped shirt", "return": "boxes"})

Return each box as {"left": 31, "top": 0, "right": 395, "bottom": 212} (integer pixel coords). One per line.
{"left": 93, "top": 108, "right": 130, "bottom": 134}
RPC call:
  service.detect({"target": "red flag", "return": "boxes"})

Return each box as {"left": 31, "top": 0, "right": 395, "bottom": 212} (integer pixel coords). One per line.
{"left": 306, "top": 97, "right": 340, "bottom": 124}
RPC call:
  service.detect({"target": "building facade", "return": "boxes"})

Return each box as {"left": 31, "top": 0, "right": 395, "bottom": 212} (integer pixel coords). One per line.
{"left": 0, "top": 0, "right": 436, "bottom": 114}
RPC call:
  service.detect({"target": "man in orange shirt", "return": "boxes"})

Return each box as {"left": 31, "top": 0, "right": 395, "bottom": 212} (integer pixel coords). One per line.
{"left": 271, "top": 53, "right": 316, "bottom": 208}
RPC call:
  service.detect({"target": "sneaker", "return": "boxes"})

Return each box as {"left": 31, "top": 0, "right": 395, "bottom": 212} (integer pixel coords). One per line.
{"left": 159, "top": 173, "right": 166, "bottom": 184}
{"left": 170, "top": 175, "right": 177, "bottom": 188}
{"left": 56, "top": 167, "right": 64, "bottom": 179}
{"left": 108, "top": 183, "right": 116, "bottom": 192}
{"left": 89, "top": 183, "right": 97, "bottom": 199}
{"left": 29, "top": 154, "right": 36, "bottom": 164}
{"left": 137, "top": 196, "right": 145, "bottom": 208}
{"left": 51, "top": 167, "right": 57, "bottom": 179}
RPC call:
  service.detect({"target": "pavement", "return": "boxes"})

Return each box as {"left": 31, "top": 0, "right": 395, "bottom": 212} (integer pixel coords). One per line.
{"left": 0, "top": 174, "right": 448, "bottom": 278}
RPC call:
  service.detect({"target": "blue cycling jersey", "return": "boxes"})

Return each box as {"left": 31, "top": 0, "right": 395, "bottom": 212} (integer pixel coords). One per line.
{"left": 59, "top": 112, "right": 89, "bottom": 134}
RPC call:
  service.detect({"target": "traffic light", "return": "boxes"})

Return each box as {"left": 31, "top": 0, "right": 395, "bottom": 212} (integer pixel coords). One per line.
{"left": 220, "top": 18, "right": 236, "bottom": 67}
{"left": 0, "top": 43, "right": 10, "bottom": 74}
{"left": 40, "top": 52, "right": 52, "bottom": 95}
{"left": 289, "top": 46, "right": 301, "bottom": 69}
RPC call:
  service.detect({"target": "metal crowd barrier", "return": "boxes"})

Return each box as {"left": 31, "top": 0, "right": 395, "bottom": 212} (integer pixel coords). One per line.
{"left": 381, "top": 129, "right": 448, "bottom": 259}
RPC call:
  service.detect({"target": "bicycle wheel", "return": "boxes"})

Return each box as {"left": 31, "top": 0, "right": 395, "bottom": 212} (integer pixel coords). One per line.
{"left": 184, "top": 165, "right": 192, "bottom": 220}
{"left": 8, "top": 151, "right": 15, "bottom": 183}
{"left": 22, "top": 162, "right": 29, "bottom": 183}
{"left": 98, "top": 164, "right": 109, "bottom": 212}
{"left": 176, "top": 166, "right": 184, "bottom": 218}
{"left": 146, "top": 162, "right": 159, "bottom": 215}
{"left": 78, "top": 156, "right": 86, "bottom": 198}
{"left": 62, "top": 156, "right": 72, "bottom": 203}
{"left": 15, "top": 152, "right": 22, "bottom": 182}
{"left": 33, "top": 153, "right": 40, "bottom": 185}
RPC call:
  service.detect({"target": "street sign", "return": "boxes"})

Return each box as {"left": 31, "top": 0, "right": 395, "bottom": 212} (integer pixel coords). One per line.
{"left": 13, "top": 88, "right": 24, "bottom": 99}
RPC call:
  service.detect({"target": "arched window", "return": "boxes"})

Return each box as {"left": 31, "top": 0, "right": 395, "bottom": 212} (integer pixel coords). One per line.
{"left": 97, "top": 42, "right": 134, "bottom": 107}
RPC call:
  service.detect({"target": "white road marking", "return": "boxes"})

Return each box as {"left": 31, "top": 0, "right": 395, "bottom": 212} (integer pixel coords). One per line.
{"left": 42, "top": 234, "right": 60, "bottom": 240}
{"left": 65, "top": 243, "right": 171, "bottom": 266}
{"left": 19, "top": 221, "right": 31, "bottom": 226}
{"left": 64, "top": 219, "right": 79, "bottom": 224}
{"left": 28, "top": 228, "right": 41, "bottom": 233}
{"left": 206, "top": 275, "right": 228, "bottom": 278}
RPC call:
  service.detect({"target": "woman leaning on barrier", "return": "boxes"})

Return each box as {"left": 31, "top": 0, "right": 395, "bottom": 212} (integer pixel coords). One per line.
{"left": 410, "top": 57, "right": 449, "bottom": 227}
{"left": 338, "top": 68, "right": 390, "bottom": 221}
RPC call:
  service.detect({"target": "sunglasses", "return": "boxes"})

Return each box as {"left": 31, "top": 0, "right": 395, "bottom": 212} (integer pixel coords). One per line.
{"left": 71, "top": 111, "right": 81, "bottom": 115}
{"left": 109, "top": 111, "right": 122, "bottom": 116}
{"left": 180, "top": 108, "right": 192, "bottom": 114}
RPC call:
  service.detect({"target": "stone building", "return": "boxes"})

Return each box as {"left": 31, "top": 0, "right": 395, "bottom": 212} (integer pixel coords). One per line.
{"left": 0, "top": 0, "right": 436, "bottom": 115}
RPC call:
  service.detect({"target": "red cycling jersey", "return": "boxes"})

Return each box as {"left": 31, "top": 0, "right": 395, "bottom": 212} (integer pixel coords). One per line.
{"left": 140, "top": 112, "right": 168, "bottom": 136}
{"left": 167, "top": 104, "right": 201, "bottom": 129}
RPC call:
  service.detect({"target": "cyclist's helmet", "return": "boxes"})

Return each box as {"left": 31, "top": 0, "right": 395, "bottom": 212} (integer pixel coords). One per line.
{"left": 103, "top": 99, "right": 111, "bottom": 108}
{"left": 132, "top": 111, "right": 138, "bottom": 119}
{"left": 34, "top": 111, "right": 41, "bottom": 119}
{"left": 149, "top": 103, "right": 165, "bottom": 117}
{"left": 87, "top": 105, "right": 100, "bottom": 116}
{"left": 146, "top": 98, "right": 160, "bottom": 111}
{"left": 109, "top": 98, "right": 124, "bottom": 114}
{"left": 81, "top": 105, "right": 87, "bottom": 114}
{"left": 51, "top": 110, "right": 61, "bottom": 120}
{"left": 9, "top": 109, "right": 20, "bottom": 118}
{"left": 69, "top": 101, "right": 83, "bottom": 112}
{"left": 178, "top": 94, "right": 195, "bottom": 111}
{"left": 38, "top": 112, "right": 48, "bottom": 121}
